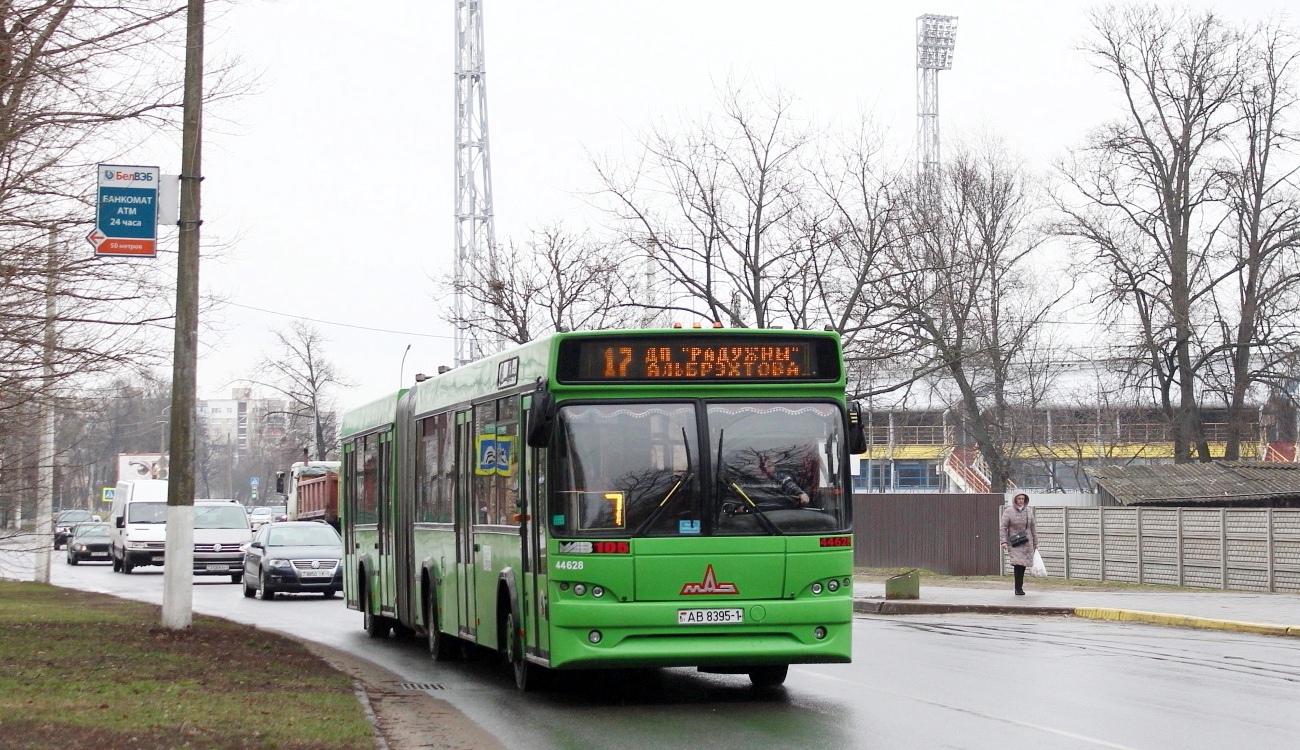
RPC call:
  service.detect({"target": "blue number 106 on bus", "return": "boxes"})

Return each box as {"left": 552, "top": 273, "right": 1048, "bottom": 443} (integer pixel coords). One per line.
{"left": 340, "top": 327, "right": 868, "bottom": 690}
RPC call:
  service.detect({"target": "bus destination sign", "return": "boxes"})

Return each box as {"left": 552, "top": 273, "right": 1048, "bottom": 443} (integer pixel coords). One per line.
{"left": 556, "top": 335, "right": 839, "bottom": 384}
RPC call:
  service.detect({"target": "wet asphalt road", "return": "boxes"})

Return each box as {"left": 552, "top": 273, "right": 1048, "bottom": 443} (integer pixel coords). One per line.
{"left": 32, "top": 557, "right": 1300, "bottom": 750}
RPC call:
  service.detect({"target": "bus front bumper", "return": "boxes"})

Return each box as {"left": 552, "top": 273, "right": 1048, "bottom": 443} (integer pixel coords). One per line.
{"left": 544, "top": 597, "right": 852, "bottom": 670}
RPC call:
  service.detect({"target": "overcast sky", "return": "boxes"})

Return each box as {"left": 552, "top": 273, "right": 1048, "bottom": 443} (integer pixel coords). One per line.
{"left": 126, "top": 0, "right": 1286, "bottom": 411}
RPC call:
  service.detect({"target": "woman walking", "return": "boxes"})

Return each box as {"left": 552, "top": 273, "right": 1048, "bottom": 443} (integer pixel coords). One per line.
{"left": 999, "top": 493, "right": 1037, "bottom": 595}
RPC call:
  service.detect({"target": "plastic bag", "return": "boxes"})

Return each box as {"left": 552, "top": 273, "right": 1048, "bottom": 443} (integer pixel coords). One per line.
{"left": 1030, "top": 550, "right": 1047, "bottom": 578}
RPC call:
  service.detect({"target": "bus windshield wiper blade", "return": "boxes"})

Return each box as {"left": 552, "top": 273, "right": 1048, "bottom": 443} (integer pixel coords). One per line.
{"left": 726, "top": 482, "right": 782, "bottom": 536}
{"left": 632, "top": 427, "right": 693, "bottom": 537}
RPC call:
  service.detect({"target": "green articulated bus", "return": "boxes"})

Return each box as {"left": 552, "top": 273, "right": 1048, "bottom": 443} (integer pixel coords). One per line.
{"left": 340, "top": 327, "right": 867, "bottom": 690}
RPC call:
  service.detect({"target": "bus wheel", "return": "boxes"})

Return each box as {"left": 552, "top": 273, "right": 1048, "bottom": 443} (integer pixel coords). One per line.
{"left": 748, "top": 665, "right": 788, "bottom": 689}
{"left": 364, "top": 610, "right": 391, "bottom": 639}
{"left": 427, "top": 592, "right": 456, "bottom": 662}
{"left": 503, "top": 609, "right": 538, "bottom": 691}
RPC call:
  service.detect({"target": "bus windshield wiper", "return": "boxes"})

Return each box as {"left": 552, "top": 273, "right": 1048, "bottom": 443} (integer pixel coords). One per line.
{"left": 713, "top": 429, "right": 779, "bottom": 535}
{"left": 725, "top": 482, "right": 782, "bottom": 536}
{"left": 632, "top": 427, "right": 692, "bottom": 537}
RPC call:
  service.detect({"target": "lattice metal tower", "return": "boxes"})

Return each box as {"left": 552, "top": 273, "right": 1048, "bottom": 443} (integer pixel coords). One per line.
{"left": 454, "top": 0, "right": 496, "bottom": 366}
{"left": 916, "top": 14, "right": 958, "bottom": 180}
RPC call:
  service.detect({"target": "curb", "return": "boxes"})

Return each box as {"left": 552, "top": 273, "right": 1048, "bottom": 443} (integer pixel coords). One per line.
{"left": 853, "top": 599, "right": 1073, "bottom": 616}
{"left": 853, "top": 599, "right": 1300, "bottom": 638}
{"left": 1072, "top": 607, "right": 1300, "bottom": 638}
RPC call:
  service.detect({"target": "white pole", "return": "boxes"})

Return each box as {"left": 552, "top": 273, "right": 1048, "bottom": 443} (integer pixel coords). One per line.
{"left": 33, "top": 227, "right": 58, "bottom": 583}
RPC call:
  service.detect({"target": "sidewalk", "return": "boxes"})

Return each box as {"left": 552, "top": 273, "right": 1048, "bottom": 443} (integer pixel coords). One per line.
{"left": 852, "top": 580, "right": 1300, "bottom": 637}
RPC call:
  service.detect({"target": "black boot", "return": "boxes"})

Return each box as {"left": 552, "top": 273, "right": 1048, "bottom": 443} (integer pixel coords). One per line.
{"left": 1015, "top": 588, "right": 1025, "bottom": 596}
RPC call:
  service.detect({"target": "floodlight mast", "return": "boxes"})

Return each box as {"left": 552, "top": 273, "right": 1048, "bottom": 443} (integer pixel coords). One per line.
{"left": 916, "top": 14, "right": 958, "bottom": 183}
{"left": 454, "top": 0, "right": 496, "bottom": 367}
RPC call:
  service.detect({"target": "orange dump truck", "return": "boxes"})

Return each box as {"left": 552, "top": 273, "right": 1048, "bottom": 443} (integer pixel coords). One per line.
{"left": 296, "top": 470, "right": 338, "bottom": 526}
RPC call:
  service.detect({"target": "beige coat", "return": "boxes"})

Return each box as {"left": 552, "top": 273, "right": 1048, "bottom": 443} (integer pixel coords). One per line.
{"left": 999, "top": 504, "right": 1037, "bottom": 567}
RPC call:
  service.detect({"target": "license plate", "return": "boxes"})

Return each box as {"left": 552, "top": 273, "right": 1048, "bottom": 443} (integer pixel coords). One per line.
{"left": 205, "top": 564, "right": 229, "bottom": 572}
{"left": 677, "top": 608, "right": 744, "bottom": 625}
{"left": 299, "top": 569, "right": 333, "bottom": 578}
{"left": 90, "top": 552, "right": 108, "bottom": 557}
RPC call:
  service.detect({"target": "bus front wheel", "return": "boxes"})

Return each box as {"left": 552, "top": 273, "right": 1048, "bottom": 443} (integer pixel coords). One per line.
{"left": 503, "top": 608, "right": 539, "bottom": 691}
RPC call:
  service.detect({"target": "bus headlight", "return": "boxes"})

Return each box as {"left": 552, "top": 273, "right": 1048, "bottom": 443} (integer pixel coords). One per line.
{"left": 591, "top": 586, "right": 604, "bottom": 598}
{"left": 588, "top": 630, "right": 602, "bottom": 643}
{"left": 573, "top": 583, "right": 586, "bottom": 597}
{"left": 811, "top": 582, "right": 823, "bottom": 595}
{"left": 827, "top": 579, "right": 839, "bottom": 592}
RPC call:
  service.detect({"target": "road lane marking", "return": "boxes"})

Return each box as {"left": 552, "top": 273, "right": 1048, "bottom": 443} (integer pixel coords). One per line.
{"left": 794, "top": 668, "right": 1141, "bottom": 750}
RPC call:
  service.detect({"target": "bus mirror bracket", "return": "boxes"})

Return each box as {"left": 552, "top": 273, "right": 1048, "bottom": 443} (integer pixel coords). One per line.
{"left": 848, "top": 401, "right": 868, "bottom": 455}
{"left": 526, "top": 391, "right": 557, "bottom": 448}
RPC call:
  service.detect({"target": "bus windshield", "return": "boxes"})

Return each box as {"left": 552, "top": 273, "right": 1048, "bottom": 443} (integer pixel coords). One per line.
{"left": 552, "top": 401, "right": 847, "bottom": 537}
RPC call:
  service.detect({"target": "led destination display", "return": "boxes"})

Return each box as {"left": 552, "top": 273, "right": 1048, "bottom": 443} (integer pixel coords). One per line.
{"left": 556, "top": 334, "right": 840, "bottom": 383}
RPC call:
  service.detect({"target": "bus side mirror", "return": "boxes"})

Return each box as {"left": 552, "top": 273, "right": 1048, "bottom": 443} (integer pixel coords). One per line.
{"left": 526, "top": 391, "right": 556, "bottom": 448}
{"left": 274, "top": 471, "right": 285, "bottom": 495}
{"left": 847, "top": 401, "right": 868, "bottom": 455}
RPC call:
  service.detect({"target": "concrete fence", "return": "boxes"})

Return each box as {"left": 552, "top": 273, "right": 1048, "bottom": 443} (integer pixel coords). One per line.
{"left": 1012, "top": 506, "right": 1300, "bottom": 593}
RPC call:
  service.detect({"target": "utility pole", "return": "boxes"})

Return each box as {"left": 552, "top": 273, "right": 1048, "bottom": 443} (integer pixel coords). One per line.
{"left": 33, "top": 227, "right": 58, "bottom": 584}
{"left": 162, "top": 0, "right": 204, "bottom": 630}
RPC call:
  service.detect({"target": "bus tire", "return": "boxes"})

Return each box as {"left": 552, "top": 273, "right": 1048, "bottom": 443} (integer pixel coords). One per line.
{"left": 748, "top": 665, "right": 788, "bottom": 689}
{"left": 503, "top": 608, "right": 540, "bottom": 691}
{"left": 426, "top": 589, "right": 456, "bottom": 662}
{"left": 122, "top": 554, "right": 134, "bottom": 574}
{"left": 361, "top": 576, "right": 390, "bottom": 639}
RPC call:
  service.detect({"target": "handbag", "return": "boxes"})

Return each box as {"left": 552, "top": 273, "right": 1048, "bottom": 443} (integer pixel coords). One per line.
{"left": 1007, "top": 530, "right": 1029, "bottom": 547}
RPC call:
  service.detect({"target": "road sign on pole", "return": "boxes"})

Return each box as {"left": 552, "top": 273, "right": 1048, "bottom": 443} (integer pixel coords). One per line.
{"left": 88, "top": 165, "right": 160, "bottom": 257}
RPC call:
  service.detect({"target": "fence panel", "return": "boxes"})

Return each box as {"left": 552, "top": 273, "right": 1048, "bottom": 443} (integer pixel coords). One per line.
{"left": 853, "top": 493, "right": 1003, "bottom": 575}
{"left": 1026, "top": 505, "right": 1300, "bottom": 594}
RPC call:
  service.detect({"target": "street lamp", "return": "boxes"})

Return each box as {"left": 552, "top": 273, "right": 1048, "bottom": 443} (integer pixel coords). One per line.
{"left": 158, "top": 404, "right": 172, "bottom": 455}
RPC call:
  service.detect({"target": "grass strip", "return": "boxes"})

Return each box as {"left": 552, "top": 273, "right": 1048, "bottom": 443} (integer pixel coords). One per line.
{"left": 0, "top": 581, "right": 372, "bottom": 750}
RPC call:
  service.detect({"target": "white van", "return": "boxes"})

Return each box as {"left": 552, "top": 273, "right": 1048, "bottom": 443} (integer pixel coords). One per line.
{"left": 109, "top": 480, "right": 169, "bottom": 573}
{"left": 110, "top": 483, "right": 251, "bottom": 582}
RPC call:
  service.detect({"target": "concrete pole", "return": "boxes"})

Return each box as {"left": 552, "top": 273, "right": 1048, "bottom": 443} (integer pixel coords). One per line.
{"left": 33, "top": 227, "right": 58, "bottom": 583}
{"left": 162, "top": 0, "right": 204, "bottom": 630}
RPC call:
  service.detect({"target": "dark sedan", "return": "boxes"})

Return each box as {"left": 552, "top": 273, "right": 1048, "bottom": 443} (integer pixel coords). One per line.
{"left": 242, "top": 521, "right": 343, "bottom": 600}
{"left": 66, "top": 522, "right": 112, "bottom": 564}
{"left": 54, "top": 509, "right": 98, "bottom": 549}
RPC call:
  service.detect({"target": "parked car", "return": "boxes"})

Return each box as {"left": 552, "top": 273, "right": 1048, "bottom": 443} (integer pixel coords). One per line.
{"left": 242, "top": 521, "right": 343, "bottom": 600}
{"left": 54, "top": 509, "right": 99, "bottom": 549}
{"left": 65, "top": 522, "right": 112, "bottom": 564}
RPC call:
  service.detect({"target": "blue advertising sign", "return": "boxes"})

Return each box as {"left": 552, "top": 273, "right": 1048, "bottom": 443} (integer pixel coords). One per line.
{"left": 88, "top": 165, "right": 159, "bottom": 257}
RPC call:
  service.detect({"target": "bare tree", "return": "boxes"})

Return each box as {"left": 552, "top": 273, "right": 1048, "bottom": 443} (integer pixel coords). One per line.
{"left": 871, "top": 144, "right": 1057, "bottom": 492}
{"left": 1209, "top": 20, "right": 1300, "bottom": 458}
{"left": 807, "top": 122, "right": 912, "bottom": 384}
{"left": 1058, "top": 6, "right": 1243, "bottom": 462}
{"left": 594, "top": 83, "right": 819, "bottom": 328}
{"left": 441, "top": 223, "right": 650, "bottom": 346}
{"left": 249, "top": 322, "right": 351, "bottom": 462}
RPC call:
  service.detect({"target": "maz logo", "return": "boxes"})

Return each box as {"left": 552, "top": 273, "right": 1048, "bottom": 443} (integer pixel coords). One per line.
{"left": 679, "top": 564, "right": 738, "bottom": 595}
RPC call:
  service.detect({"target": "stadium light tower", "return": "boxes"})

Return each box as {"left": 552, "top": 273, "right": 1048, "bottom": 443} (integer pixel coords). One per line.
{"left": 916, "top": 14, "right": 958, "bottom": 181}
{"left": 454, "top": 0, "right": 496, "bottom": 367}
